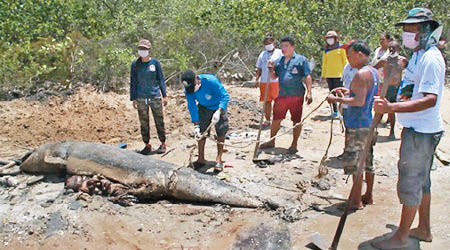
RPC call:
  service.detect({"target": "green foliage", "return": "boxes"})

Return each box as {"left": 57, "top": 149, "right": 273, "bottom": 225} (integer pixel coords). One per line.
{"left": 1, "top": 0, "right": 449, "bottom": 95}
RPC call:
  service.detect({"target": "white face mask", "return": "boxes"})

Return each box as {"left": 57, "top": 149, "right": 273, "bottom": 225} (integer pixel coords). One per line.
{"left": 326, "top": 38, "right": 335, "bottom": 46}
{"left": 138, "top": 50, "right": 149, "bottom": 58}
{"left": 402, "top": 32, "right": 419, "bottom": 49}
{"left": 264, "top": 43, "right": 275, "bottom": 51}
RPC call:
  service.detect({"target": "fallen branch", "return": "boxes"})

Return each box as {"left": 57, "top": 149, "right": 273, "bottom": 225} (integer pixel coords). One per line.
{"left": 1, "top": 161, "right": 16, "bottom": 170}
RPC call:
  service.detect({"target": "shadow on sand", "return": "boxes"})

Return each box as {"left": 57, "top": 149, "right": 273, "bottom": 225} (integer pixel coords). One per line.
{"left": 358, "top": 224, "right": 422, "bottom": 250}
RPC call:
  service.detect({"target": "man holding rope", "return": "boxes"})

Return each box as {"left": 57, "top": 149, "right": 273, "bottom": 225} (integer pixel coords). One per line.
{"left": 327, "top": 41, "right": 378, "bottom": 210}
{"left": 181, "top": 70, "right": 230, "bottom": 173}
{"left": 260, "top": 36, "right": 313, "bottom": 154}
{"left": 372, "top": 8, "right": 444, "bottom": 249}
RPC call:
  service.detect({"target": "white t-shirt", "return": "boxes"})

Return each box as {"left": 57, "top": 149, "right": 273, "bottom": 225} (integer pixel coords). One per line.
{"left": 341, "top": 63, "right": 358, "bottom": 109}
{"left": 397, "top": 46, "right": 445, "bottom": 133}
{"left": 256, "top": 48, "right": 283, "bottom": 83}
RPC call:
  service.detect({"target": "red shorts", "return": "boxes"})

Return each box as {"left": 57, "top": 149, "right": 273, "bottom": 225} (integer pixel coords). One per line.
{"left": 273, "top": 96, "right": 304, "bottom": 123}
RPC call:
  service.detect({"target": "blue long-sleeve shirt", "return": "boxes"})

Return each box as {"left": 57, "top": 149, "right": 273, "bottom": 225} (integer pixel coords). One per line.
{"left": 130, "top": 58, "right": 167, "bottom": 101}
{"left": 185, "top": 74, "right": 229, "bottom": 123}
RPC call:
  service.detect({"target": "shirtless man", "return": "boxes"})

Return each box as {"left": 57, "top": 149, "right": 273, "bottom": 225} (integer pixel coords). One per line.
{"left": 327, "top": 40, "right": 378, "bottom": 209}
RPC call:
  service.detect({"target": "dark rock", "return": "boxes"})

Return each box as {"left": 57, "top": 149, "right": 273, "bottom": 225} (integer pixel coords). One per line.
{"left": 232, "top": 220, "right": 291, "bottom": 250}
{"left": 44, "top": 212, "right": 68, "bottom": 238}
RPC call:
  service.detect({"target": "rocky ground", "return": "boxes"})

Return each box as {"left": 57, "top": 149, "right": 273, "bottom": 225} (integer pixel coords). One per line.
{"left": 0, "top": 83, "right": 449, "bottom": 249}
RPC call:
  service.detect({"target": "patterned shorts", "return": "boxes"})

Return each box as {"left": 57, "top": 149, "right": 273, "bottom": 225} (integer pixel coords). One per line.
{"left": 341, "top": 128, "right": 376, "bottom": 175}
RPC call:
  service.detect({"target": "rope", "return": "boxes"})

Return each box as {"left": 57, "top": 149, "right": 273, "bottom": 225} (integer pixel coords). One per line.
{"left": 162, "top": 94, "right": 331, "bottom": 156}
{"left": 317, "top": 103, "right": 334, "bottom": 178}
{"left": 317, "top": 91, "right": 346, "bottom": 178}
{"left": 200, "top": 95, "right": 329, "bottom": 148}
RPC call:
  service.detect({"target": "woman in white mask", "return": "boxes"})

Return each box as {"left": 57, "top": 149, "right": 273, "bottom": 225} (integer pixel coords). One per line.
{"left": 130, "top": 39, "right": 168, "bottom": 155}
{"left": 255, "top": 32, "right": 283, "bottom": 128}
{"left": 321, "top": 30, "right": 348, "bottom": 117}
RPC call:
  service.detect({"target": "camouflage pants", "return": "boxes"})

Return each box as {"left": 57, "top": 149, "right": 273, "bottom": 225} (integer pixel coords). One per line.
{"left": 342, "top": 128, "right": 376, "bottom": 175}
{"left": 137, "top": 98, "right": 166, "bottom": 144}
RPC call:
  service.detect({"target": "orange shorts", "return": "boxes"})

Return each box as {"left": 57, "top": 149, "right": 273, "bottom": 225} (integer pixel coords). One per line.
{"left": 259, "top": 82, "right": 279, "bottom": 102}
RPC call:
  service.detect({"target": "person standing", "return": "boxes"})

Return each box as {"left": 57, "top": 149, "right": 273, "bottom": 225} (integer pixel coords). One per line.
{"left": 337, "top": 40, "right": 357, "bottom": 160}
{"left": 382, "top": 40, "right": 408, "bottom": 139}
{"left": 372, "top": 8, "right": 444, "bottom": 249}
{"left": 260, "top": 36, "right": 313, "bottom": 154}
{"left": 372, "top": 33, "right": 393, "bottom": 77}
{"left": 130, "top": 39, "right": 168, "bottom": 155}
{"left": 255, "top": 32, "right": 283, "bottom": 128}
{"left": 321, "top": 30, "right": 348, "bottom": 117}
{"left": 181, "top": 70, "right": 230, "bottom": 173}
{"left": 327, "top": 41, "right": 378, "bottom": 210}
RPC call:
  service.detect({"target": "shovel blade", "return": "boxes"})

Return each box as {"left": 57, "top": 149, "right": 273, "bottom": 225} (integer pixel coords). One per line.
{"left": 310, "top": 232, "right": 330, "bottom": 250}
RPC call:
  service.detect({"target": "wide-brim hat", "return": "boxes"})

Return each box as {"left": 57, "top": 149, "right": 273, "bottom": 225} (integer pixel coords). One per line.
{"left": 323, "top": 30, "right": 339, "bottom": 40}
{"left": 395, "top": 8, "right": 439, "bottom": 29}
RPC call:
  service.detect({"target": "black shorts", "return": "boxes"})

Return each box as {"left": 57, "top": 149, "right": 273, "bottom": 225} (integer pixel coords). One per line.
{"left": 198, "top": 104, "right": 229, "bottom": 138}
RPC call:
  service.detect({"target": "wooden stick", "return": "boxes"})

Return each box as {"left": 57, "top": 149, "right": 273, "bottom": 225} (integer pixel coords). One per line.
{"left": 1, "top": 161, "right": 16, "bottom": 170}
{"left": 252, "top": 78, "right": 271, "bottom": 160}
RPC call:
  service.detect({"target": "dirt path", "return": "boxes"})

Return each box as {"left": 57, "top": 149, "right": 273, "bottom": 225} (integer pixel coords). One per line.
{"left": 0, "top": 84, "right": 449, "bottom": 249}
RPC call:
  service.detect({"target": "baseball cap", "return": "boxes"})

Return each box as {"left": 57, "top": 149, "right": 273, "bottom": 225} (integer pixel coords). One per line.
{"left": 181, "top": 70, "right": 196, "bottom": 94}
{"left": 138, "top": 39, "right": 151, "bottom": 49}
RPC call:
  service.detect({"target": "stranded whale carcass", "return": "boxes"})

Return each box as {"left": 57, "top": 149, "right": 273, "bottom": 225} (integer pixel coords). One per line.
{"left": 20, "top": 141, "right": 276, "bottom": 208}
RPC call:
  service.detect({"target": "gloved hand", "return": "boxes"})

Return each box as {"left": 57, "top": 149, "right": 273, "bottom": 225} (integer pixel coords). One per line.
{"left": 194, "top": 124, "right": 202, "bottom": 138}
{"left": 211, "top": 109, "right": 221, "bottom": 124}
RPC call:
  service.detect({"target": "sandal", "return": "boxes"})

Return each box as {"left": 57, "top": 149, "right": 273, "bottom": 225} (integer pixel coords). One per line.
{"left": 214, "top": 162, "right": 223, "bottom": 173}
{"left": 155, "top": 143, "right": 167, "bottom": 154}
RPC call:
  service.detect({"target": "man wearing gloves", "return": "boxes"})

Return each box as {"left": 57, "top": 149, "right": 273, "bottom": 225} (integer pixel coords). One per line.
{"left": 181, "top": 70, "right": 230, "bottom": 173}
